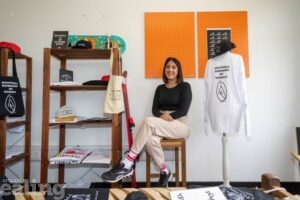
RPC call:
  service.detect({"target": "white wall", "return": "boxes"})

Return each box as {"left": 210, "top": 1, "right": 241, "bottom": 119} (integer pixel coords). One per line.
{"left": 1, "top": 0, "right": 300, "bottom": 184}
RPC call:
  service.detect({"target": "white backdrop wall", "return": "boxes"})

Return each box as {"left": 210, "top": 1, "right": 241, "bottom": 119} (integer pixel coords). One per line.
{"left": 1, "top": 0, "right": 300, "bottom": 183}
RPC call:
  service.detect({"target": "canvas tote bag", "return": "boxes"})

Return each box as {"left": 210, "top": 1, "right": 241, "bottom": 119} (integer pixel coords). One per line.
{"left": 103, "top": 75, "right": 125, "bottom": 114}
{"left": 0, "top": 49, "right": 25, "bottom": 117}
{"left": 103, "top": 48, "right": 124, "bottom": 114}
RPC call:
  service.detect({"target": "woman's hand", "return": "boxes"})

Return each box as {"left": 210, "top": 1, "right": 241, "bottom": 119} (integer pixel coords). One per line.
{"left": 160, "top": 113, "right": 173, "bottom": 121}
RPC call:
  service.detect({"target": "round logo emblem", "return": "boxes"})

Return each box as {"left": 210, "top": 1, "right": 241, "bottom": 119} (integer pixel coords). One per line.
{"left": 216, "top": 80, "right": 227, "bottom": 102}
{"left": 5, "top": 94, "right": 16, "bottom": 113}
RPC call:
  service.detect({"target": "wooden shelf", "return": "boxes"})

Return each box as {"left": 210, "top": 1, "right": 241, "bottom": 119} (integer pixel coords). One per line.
{"left": 7, "top": 120, "right": 26, "bottom": 129}
{"left": 49, "top": 118, "right": 112, "bottom": 126}
{"left": 50, "top": 49, "right": 111, "bottom": 60}
{"left": 5, "top": 50, "right": 31, "bottom": 59}
{"left": 40, "top": 48, "right": 122, "bottom": 188}
{"left": 4, "top": 153, "right": 26, "bottom": 165}
{"left": 0, "top": 48, "right": 32, "bottom": 185}
{"left": 50, "top": 85, "right": 107, "bottom": 91}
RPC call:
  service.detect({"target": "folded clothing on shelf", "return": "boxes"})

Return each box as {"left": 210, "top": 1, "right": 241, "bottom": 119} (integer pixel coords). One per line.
{"left": 49, "top": 145, "right": 92, "bottom": 164}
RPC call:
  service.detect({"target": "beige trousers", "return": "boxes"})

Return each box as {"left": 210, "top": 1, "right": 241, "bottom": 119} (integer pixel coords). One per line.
{"left": 131, "top": 115, "right": 190, "bottom": 167}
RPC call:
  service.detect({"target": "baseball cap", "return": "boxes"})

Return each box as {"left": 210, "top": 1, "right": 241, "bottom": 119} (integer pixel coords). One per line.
{"left": 72, "top": 40, "right": 92, "bottom": 49}
{"left": 82, "top": 75, "right": 110, "bottom": 86}
{"left": 101, "top": 75, "right": 110, "bottom": 81}
{"left": 54, "top": 105, "right": 77, "bottom": 123}
{"left": 213, "top": 40, "right": 236, "bottom": 57}
{"left": 0, "top": 41, "right": 21, "bottom": 54}
{"left": 56, "top": 105, "right": 76, "bottom": 118}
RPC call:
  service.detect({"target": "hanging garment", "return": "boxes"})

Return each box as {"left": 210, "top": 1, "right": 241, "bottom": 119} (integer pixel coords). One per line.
{"left": 204, "top": 51, "right": 251, "bottom": 139}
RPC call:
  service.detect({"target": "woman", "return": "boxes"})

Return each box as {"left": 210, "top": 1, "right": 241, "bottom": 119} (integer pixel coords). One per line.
{"left": 101, "top": 57, "right": 192, "bottom": 187}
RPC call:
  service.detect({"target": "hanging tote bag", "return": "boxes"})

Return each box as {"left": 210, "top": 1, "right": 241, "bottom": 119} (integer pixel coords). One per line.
{"left": 103, "top": 74, "right": 124, "bottom": 114}
{"left": 103, "top": 49, "right": 124, "bottom": 114}
{"left": 0, "top": 49, "right": 25, "bottom": 117}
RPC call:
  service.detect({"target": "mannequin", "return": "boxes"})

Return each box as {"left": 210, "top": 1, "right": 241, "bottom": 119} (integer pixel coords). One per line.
{"left": 204, "top": 40, "right": 251, "bottom": 187}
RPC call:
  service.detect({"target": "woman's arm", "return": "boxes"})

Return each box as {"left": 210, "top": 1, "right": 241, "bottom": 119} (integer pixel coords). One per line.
{"left": 152, "top": 85, "right": 163, "bottom": 117}
{"left": 170, "top": 82, "right": 192, "bottom": 119}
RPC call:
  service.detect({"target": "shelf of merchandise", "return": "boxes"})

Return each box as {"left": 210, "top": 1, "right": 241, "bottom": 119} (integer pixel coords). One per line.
{"left": 0, "top": 48, "right": 32, "bottom": 185}
{"left": 40, "top": 48, "right": 122, "bottom": 188}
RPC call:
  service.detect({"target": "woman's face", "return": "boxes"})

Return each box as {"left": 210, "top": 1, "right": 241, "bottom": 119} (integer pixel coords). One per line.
{"left": 164, "top": 60, "right": 178, "bottom": 82}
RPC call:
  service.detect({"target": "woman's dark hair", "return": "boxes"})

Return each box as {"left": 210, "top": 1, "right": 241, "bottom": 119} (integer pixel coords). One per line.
{"left": 162, "top": 57, "right": 184, "bottom": 84}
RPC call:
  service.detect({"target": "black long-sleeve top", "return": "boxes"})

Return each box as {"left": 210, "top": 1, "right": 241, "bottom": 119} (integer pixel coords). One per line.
{"left": 152, "top": 82, "right": 192, "bottom": 119}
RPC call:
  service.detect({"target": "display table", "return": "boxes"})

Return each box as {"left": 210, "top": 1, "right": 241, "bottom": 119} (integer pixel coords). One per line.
{"left": 12, "top": 173, "right": 294, "bottom": 200}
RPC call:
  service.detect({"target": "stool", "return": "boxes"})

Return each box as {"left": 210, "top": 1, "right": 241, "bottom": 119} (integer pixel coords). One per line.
{"left": 146, "top": 138, "right": 186, "bottom": 187}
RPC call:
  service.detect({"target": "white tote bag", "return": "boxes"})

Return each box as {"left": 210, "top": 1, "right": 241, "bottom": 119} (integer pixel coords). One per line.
{"left": 104, "top": 75, "right": 124, "bottom": 114}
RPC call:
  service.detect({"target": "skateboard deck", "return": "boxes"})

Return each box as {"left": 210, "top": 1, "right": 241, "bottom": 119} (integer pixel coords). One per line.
{"left": 68, "top": 35, "right": 126, "bottom": 54}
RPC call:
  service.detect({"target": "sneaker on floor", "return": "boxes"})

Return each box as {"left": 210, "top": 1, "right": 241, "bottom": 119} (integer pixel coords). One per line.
{"left": 159, "top": 170, "right": 172, "bottom": 187}
{"left": 101, "top": 162, "right": 133, "bottom": 183}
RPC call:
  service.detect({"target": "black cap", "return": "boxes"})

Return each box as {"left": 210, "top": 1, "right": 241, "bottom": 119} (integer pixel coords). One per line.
{"left": 82, "top": 80, "right": 108, "bottom": 86}
{"left": 72, "top": 40, "right": 92, "bottom": 49}
{"left": 213, "top": 40, "right": 236, "bottom": 57}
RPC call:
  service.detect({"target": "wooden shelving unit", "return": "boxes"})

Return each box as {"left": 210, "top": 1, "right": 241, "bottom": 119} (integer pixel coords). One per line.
{"left": 40, "top": 48, "right": 122, "bottom": 188}
{"left": 0, "top": 48, "right": 32, "bottom": 183}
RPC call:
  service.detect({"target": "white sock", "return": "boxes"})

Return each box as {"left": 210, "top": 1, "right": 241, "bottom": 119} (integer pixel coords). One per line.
{"left": 121, "top": 157, "right": 134, "bottom": 169}
{"left": 121, "top": 149, "right": 138, "bottom": 169}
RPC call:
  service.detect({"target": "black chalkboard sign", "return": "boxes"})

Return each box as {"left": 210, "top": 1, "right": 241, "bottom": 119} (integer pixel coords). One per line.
{"left": 207, "top": 29, "right": 231, "bottom": 59}
{"left": 51, "top": 31, "right": 69, "bottom": 49}
{"left": 59, "top": 68, "right": 73, "bottom": 82}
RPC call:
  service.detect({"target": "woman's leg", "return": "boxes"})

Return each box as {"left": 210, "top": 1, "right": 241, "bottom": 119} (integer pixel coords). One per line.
{"left": 145, "top": 134, "right": 164, "bottom": 167}
{"left": 131, "top": 116, "right": 190, "bottom": 154}
{"left": 140, "top": 116, "right": 189, "bottom": 187}
{"left": 122, "top": 116, "right": 189, "bottom": 169}
{"left": 101, "top": 116, "right": 189, "bottom": 183}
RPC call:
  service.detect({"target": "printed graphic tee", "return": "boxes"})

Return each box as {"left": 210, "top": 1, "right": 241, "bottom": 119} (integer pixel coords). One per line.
{"left": 204, "top": 51, "right": 251, "bottom": 139}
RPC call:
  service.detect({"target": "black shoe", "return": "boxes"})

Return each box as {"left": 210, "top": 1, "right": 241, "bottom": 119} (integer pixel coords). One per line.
{"left": 159, "top": 170, "right": 172, "bottom": 187}
{"left": 101, "top": 162, "right": 133, "bottom": 183}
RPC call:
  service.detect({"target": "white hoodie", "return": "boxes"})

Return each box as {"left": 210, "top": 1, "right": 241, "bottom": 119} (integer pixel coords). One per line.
{"left": 204, "top": 51, "right": 251, "bottom": 139}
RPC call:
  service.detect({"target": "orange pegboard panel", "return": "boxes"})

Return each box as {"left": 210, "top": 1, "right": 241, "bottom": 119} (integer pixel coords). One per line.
{"left": 197, "top": 11, "right": 249, "bottom": 78}
{"left": 145, "top": 12, "right": 195, "bottom": 78}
